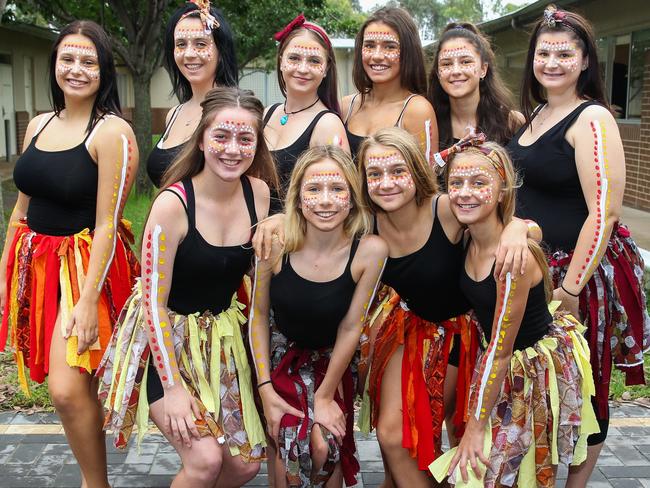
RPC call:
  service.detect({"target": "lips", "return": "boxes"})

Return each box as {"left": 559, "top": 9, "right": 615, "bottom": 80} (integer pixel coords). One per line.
{"left": 184, "top": 63, "right": 203, "bottom": 72}
{"left": 65, "top": 78, "right": 89, "bottom": 87}
{"left": 315, "top": 211, "right": 336, "bottom": 219}
{"left": 219, "top": 158, "right": 241, "bottom": 168}
{"left": 369, "top": 64, "right": 390, "bottom": 72}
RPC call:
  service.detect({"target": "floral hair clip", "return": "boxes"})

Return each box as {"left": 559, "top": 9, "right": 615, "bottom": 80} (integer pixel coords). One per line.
{"left": 542, "top": 5, "right": 568, "bottom": 28}
{"left": 181, "top": 0, "right": 220, "bottom": 34}
{"left": 273, "top": 13, "right": 332, "bottom": 49}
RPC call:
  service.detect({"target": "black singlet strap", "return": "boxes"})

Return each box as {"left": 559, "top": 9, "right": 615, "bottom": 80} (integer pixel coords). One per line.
{"left": 396, "top": 94, "right": 417, "bottom": 127}
{"left": 240, "top": 175, "right": 258, "bottom": 228}
{"left": 32, "top": 113, "right": 58, "bottom": 141}
{"left": 161, "top": 186, "right": 189, "bottom": 216}
{"left": 160, "top": 105, "right": 184, "bottom": 142}
{"left": 263, "top": 104, "right": 282, "bottom": 128}
{"left": 345, "top": 238, "right": 361, "bottom": 274}
{"left": 344, "top": 94, "right": 360, "bottom": 124}
{"left": 181, "top": 178, "right": 197, "bottom": 229}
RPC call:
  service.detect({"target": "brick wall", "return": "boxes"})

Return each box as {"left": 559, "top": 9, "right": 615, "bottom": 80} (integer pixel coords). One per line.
{"left": 623, "top": 50, "right": 650, "bottom": 211}
{"left": 15, "top": 111, "right": 30, "bottom": 154}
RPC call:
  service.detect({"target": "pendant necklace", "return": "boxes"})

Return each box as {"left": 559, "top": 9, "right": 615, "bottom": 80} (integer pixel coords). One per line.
{"left": 280, "top": 98, "right": 320, "bottom": 125}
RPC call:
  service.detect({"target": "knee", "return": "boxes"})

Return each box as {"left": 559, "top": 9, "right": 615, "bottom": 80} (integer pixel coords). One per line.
{"left": 376, "top": 416, "right": 403, "bottom": 453}
{"left": 48, "top": 381, "right": 86, "bottom": 416}
{"left": 183, "top": 445, "right": 223, "bottom": 483}
{"left": 230, "top": 460, "right": 260, "bottom": 485}
{"left": 311, "top": 433, "right": 330, "bottom": 468}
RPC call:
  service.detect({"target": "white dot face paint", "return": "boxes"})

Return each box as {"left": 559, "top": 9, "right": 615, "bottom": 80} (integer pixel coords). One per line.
{"left": 207, "top": 120, "right": 257, "bottom": 159}
{"left": 364, "top": 152, "right": 414, "bottom": 194}
{"left": 281, "top": 43, "right": 327, "bottom": 75}
{"left": 301, "top": 170, "right": 352, "bottom": 212}
{"left": 437, "top": 45, "right": 479, "bottom": 77}
{"left": 534, "top": 40, "right": 580, "bottom": 72}
{"left": 447, "top": 163, "right": 497, "bottom": 204}
{"left": 362, "top": 30, "right": 401, "bottom": 62}
{"left": 56, "top": 41, "right": 100, "bottom": 81}
{"left": 174, "top": 29, "right": 216, "bottom": 62}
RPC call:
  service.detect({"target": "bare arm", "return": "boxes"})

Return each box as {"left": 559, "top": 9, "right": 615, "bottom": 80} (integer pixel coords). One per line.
{"left": 401, "top": 95, "right": 439, "bottom": 161}
{"left": 310, "top": 113, "right": 351, "bottom": 154}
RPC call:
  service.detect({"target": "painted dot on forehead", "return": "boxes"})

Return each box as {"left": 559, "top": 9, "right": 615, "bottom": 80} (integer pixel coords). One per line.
{"left": 363, "top": 31, "right": 400, "bottom": 44}
{"left": 537, "top": 40, "right": 577, "bottom": 51}
{"left": 301, "top": 170, "right": 351, "bottom": 211}
{"left": 175, "top": 28, "right": 214, "bottom": 40}
{"left": 365, "top": 151, "right": 413, "bottom": 193}
{"left": 207, "top": 119, "right": 257, "bottom": 158}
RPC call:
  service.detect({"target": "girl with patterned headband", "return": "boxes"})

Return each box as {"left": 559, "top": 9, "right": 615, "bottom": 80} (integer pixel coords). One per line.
{"left": 430, "top": 140, "right": 599, "bottom": 488}
{"left": 507, "top": 4, "right": 650, "bottom": 485}
{"left": 250, "top": 145, "right": 386, "bottom": 487}
{"left": 0, "top": 20, "right": 140, "bottom": 487}
{"left": 342, "top": 7, "right": 437, "bottom": 162}
{"left": 147, "top": 0, "right": 238, "bottom": 188}
{"left": 99, "top": 87, "right": 277, "bottom": 487}
{"left": 356, "top": 128, "right": 538, "bottom": 487}
{"left": 263, "top": 14, "right": 350, "bottom": 214}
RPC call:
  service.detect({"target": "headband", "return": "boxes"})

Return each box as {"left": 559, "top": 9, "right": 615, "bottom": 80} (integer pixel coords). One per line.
{"left": 180, "top": 0, "right": 220, "bottom": 34}
{"left": 434, "top": 132, "right": 507, "bottom": 181}
{"left": 273, "top": 13, "right": 332, "bottom": 49}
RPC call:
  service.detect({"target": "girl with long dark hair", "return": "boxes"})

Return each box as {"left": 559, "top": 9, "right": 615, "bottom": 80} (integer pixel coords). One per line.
{"left": 506, "top": 5, "right": 650, "bottom": 486}
{"left": 146, "top": 0, "right": 238, "bottom": 187}
{"left": 0, "top": 20, "right": 139, "bottom": 487}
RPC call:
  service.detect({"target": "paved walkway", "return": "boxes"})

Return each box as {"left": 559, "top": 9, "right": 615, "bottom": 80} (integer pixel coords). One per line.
{"left": 0, "top": 402, "right": 649, "bottom": 487}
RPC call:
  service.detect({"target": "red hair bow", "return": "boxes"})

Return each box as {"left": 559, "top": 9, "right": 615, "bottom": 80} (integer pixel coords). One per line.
{"left": 273, "top": 13, "right": 332, "bottom": 49}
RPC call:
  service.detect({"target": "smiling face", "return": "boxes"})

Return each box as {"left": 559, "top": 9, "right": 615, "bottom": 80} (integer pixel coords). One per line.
{"left": 437, "top": 39, "right": 486, "bottom": 99}
{"left": 363, "top": 144, "right": 415, "bottom": 212}
{"left": 362, "top": 22, "right": 401, "bottom": 84}
{"left": 447, "top": 153, "right": 503, "bottom": 225}
{"left": 280, "top": 32, "right": 328, "bottom": 95}
{"left": 200, "top": 107, "right": 258, "bottom": 181}
{"left": 533, "top": 31, "right": 585, "bottom": 92}
{"left": 173, "top": 16, "right": 218, "bottom": 85}
{"left": 299, "top": 159, "right": 352, "bottom": 232}
{"left": 55, "top": 34, "right": 101, "bottom": 99}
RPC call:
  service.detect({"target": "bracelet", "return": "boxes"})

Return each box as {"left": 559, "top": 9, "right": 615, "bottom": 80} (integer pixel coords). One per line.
{"left": 561, "top": 284, "right": 580, "bottom": 297}
{"left": 257, "top": 380, "right": 272, "bottom": 389}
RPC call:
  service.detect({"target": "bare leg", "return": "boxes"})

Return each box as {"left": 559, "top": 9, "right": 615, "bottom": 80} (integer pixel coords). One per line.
{"left": 564, "top": 443, "right": 604, "bottom": 488}
{"left": 443, "top": 365, "right": 458, "bottom": 448}
{"left": 310, "top": 426, "right": 343, "bottom": 488}
{"left": 149, "top": 398, "right": 259, "bottom": 487}
{"left": 48, "top": 313, "right": 109, "bottom": 488}
{"left": 375, "top": 346, "right": 433, "bottom": 488}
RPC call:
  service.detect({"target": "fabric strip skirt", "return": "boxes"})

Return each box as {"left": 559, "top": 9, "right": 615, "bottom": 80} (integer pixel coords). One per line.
{"left": 0, "top": 219, "right": 139, "bottom": 393}
{"left": 97, "top": 281, "right": 265, "bottom": 462}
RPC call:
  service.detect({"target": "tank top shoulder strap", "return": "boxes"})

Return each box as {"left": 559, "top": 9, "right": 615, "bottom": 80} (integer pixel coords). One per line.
{"left": 181, "top": 177, "right": 197, "bottom": 229}
{"left": 161, "top": 182, "right": 189, "bottom": 215}
{"left": 158, "top": 105, "right": 183, "bottom": 145}
{"left": 344, "top": 94, "right": 360, "bottom": 124}
{"left": 307, "top": 110, "right": 333, "bottom": 133}
{"left": 84, "top": 114, "right": 115, "bottom": 148}
{"left": 33, "top": 113, "right": 57, "bottom": 140}
{"left": 263, "top": 103, "right": 282, "bottom": 128}
{"left": 396, "top": 94, "right": 417, "bottom": 127}
{"left": 344, "top": 238, "right": 361, "bottom": 275}
{"left": 240, "top": 175, "right": 258, "bottom": 228}
{"left": 556, "top": 100, "right": 601, "bottom": 138}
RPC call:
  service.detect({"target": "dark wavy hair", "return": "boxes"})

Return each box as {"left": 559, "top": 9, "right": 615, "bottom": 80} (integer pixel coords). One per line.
{"left": 49, "top": 20, "right": 122, "bottom": 133}
{"left": 353, "top": 7, "right": 427, "bottom": 103}
{"left": 428, "top": 22, "right": 518, "bottom": 149}
{"left": 164, "top": 2, "right": 238, "bottom": 103}
{"left": 521, "top": 4, "right": 609, "bottom": 125}
{"left": 276, "top": 27, "right": 341, "bottom": 115}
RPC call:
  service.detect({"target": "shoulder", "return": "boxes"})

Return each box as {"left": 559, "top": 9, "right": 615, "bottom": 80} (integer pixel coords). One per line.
{"left": 263, "top": 103, "right": 280, "bottom": 118}
{"left": 24, "top": 112, "right": 53, "bottom": 141}
{"left": 165, "top": 105, "right": 181, "bottom": 124}
{"left": 247, "top": 175, "right": 271, "bottom": 217}
{"left": 509, "top": 110, "right": 525, "bottom": 129}
{"left": 405, "top": 95, "right": 435, "bottom": 118}
{"left": 94, "top": 115, "right": 135, "bottom": 142}
{"left": 341, "top": 94, "right": 356, "bottom": 108}
{"left": 577, "top": 103, "right": 615, "bottom": 124}
{"left": 572, "top": 103, "right": 619, "bottom": 140}
{"left": 315, "top": 112, "right": 344, "bottom": 130}
{"left": 149, "top": 185, "right": 188, "bottom": 223}
{"left": 357, "top": 234, "right": 389, "bottom": 261}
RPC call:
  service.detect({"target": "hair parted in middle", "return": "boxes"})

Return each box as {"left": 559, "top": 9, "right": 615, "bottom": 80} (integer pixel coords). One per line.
{"left": 283, "top": 145, "right": 372, "bottom": 254}
{"left": 353, "top": 7, "right": 427, "bottom": 103}
{"left": 428, "top": 22, "right": 518, "bottom": 150}
{"left": 357, "top": 127, "right": 437, "bottom": 214}
{"left": 161, "top": 86, "right": 278, "bottom": 190}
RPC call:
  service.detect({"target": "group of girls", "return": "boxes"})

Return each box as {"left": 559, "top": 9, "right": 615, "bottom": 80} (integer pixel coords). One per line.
{"left": 0, "top": 0, "right": 648, "bottom": 487}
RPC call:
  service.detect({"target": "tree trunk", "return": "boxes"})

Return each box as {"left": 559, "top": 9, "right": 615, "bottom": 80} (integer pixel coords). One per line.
{"left": 132, "top": 72, "right": 153, "bottom": 194}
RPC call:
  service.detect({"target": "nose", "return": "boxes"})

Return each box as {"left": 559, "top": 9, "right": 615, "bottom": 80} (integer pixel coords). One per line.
{"left": 70, "top": 58, "right": 82, "bottom": 75}
{"left": 451, "top": 60, "right": 462, "bottom": 75}
{"left": 224, "top": 135, "right": 240, "bottom": 155}
{"left": 297, "top": 59, "right": 309, "bottom": 73}
{"left": 546, "top": 55, "right": 559, "bottom": 68}
{"left": 458, "top": 181, "right": 473, "bottom": 198}
{"left": 371, "top": 45, "right": 384, "bottom": 60}
{"left": 379, "top": 171, "right": 394, "bottom": 189}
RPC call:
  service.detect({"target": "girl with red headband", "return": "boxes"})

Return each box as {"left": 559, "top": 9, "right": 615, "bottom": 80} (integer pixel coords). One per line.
{"left": 342, "top": 7, "right": 437, "bottom": 162}
{"left": 264, "top": 14, "right": 349, "bottom": 213}
{"left": 507, "top": 5, "right": 650, "bottom": 485}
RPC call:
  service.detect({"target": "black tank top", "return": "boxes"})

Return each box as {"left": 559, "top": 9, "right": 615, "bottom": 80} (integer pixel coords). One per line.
{"left": 147, "top": 105, "right": 184, "bottom": 188}
{"left": 507, "top": 101, "right": 600, "bottom": 251}
{"left": 13, "top": 114, "right": 105, "bottom": 236}
{"left": 344, "top": 93, "right": 416, "bottom": 159}
{"left": 380, "top": 197, "right": 469, "bottom": 322}
{"left": 459, "top": 261, "right": 550, "bottom": 351}
{"left": 263, "top": 105, "right": 333, "bottom": 213}
{"left": 164, "top": 177, "right": 257, "bottom": 315}
{"left": 270, "top": 239, "right": 359, "bottom": 349}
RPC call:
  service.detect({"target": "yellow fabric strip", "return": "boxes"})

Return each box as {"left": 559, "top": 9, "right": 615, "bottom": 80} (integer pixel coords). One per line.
{"left": 187, "top": 314, "right": 216, "bottom": 412}
{"left": 135, "top": 360, "right": 151, "bottom": 450}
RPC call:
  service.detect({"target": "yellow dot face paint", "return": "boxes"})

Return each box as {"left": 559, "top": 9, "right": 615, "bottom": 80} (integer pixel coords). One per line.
{"left": 364, "top": 152, "right": 414, "bottom": 193}
{"left": 56, "top": 41, "right": 100, "bottom": 81}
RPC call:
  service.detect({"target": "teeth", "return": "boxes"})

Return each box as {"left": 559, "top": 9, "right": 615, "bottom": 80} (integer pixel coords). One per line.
{"left": 370, "top": 65, "right": 388, "bottom": 71}
{"left": 316, "top": 212, "right": 335, "bottom": 218}
{"left": 67, "top": 79, "right": 87, "bottom": 86}
{"left": 220, "top": 159, "right": 240, "bottom": 166}
{"left": 185, "top": 64, "right": 202, "bottom": 70}
{"left": 458, "top": 204, "right": 478, "bottom": 208}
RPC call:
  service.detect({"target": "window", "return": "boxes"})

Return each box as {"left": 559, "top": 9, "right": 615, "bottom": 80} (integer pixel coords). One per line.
{"left": 628, "top": 28, "right": 650, "bottom": 119}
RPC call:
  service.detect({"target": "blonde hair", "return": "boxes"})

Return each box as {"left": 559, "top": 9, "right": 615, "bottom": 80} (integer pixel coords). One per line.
{"left": 447, "top": 141, "right": 552, "bottom": 301}
{"left": 283, "top": 145, "right": 372, "bottom": 253}
{"left": 357, "top": 127, "right": 437, "bottom": 214}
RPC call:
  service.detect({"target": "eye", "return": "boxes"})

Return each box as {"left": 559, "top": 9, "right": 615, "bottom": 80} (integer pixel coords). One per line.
{"left": 176, "top": 41, "right": 186, "bottom": 48}
{"left": 363, "top": 42, "right": 375, "bottom": 49}
{"left": 385, "top": 43, "right": 399, "bottom": 51}
{"left": 448, "top": 179, "right": 462, "bottom": 188}
{"left": 309, "top": 57, "right": 323, "bottom": 65}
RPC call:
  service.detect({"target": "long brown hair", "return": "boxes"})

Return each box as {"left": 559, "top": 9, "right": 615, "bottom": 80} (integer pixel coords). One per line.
{"left": 276, "top": 27, "right": 341, "bottom": 115}
{"left": 352, "top": 7, "right": 427, "bottom": 103}
{"left": 520, "top": 4, "right": 609, "bottom": 126}
{"left": 161, "top": 87, "right": 278, "bottom": 189}
{"left": 447, "top": 142, "right": 552, "bottom": 300}
{"left": 428, "top": 22, "right": 519, "bottom": 149}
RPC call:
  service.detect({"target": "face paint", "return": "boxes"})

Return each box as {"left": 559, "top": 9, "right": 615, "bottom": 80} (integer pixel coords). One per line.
{"left": 365, "top": 152, "right": 413, "bottom": 193}
{"left": 448, "top": 164, "right": 497, "bottom": 204}
{"left": 301, "top": 171, "right": 351, "bottom": 211}
{"left": 56, "top": 42, "right": 100, "bottom": 81}
{"left": 534, "top": 40, "right": 579, "bottom": 71}
{"left": 362, "top": 31, "right": 401, "bottom": 61}
{"left": 207, "top": 120, "right": 257, "bottom": 158}
{"left": 280, "top": 44, "right": 326, "bottom": 74}
{"left": 174, "top": 30, "right": 215, "bottom": 62}
{"left": 576, "top": 120, "right": 610, "bottom": 287}
{"left": 437, "top": 47, "right": 479, "bottom": 76}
